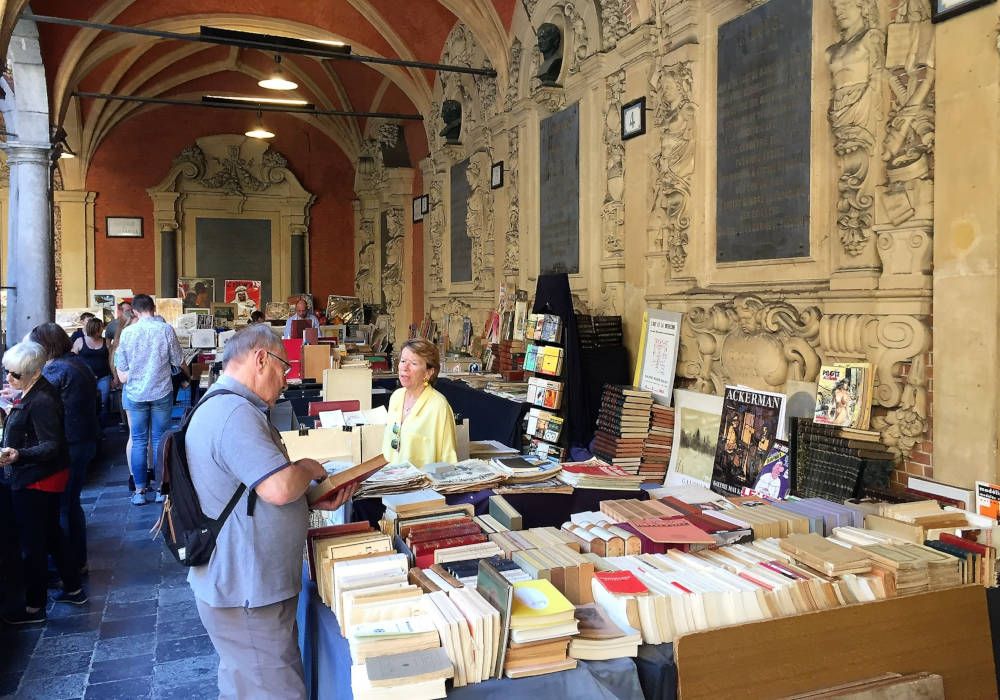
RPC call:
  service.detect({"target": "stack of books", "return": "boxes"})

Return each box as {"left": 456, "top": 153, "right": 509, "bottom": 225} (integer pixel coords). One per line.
{"left": 307, "top": 523, "right": 394, "bottom": 607}
{"left": 351, "top": 647, "right": 453, "bottom": 700}
{"left": 504, "top": 579, "right": 579, "bottom": 678}
{"left": 424, "top": 588, "right": 500, "bottom": 685}
{"left": 568, "top": 605, "right": 641, "bottom": 661}
{"left": 592, "top": 386, "right": 653, "bottom": 475}
{"left": 490, "top": 455, "right": 561, "bottom": 483}
{"left": 639, "top": 405, "right": 675, "bottom": 482}
{"left": 575, "top": 315, "right": 624, "bottom": 349}
{"left": 497, "top": 339, "right": 526, "bottom": 376}
{"left": 526, "top": 376, "right": 563, "bottom": 410}
{"left": 525, "top": 314, "right": 564, "bottom": 343}
{"left": 557, "top": 460, "right": 645, "bottom": 491}
{"left": 422, "top": 460, "right": 504, "bottom": 494}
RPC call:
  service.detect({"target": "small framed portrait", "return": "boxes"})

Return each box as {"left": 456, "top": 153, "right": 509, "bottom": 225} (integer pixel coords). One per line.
{"left": 931, "top": 0, "right": 994, "bottom": 21}
{"left": 412, "top": 196, "right": 424, "bottom": 223}
{"left": 106, "top": 216, "right": 143, "bottom": 238}
{"left": 490, "top": 162, "right": 504, "bottom": 189}
{"left": 621, "top": 97, "right": 647, "bottom": 140}
{"left": 421, "top": 194, "right": 430, "bottom": 214}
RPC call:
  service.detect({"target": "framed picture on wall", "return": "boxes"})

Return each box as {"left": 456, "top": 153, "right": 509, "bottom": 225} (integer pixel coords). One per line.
{"left": 621, "top": 97, "right": 646, "bottom": 140}
{"left": 106, "top": 216, "right": 143, "bottom": 238}
{"left": 421, "top": 194, "right": 430, "bottom": 214}
{"left": 412, "top": 196, "right": 424, "bottom": 223}
{"left": 931, "top": 0, "right": 994, "bottom": 21}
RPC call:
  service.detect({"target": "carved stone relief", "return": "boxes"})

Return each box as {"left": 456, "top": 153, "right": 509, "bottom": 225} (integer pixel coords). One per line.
{"left": 648, "top": 59, "right": 695, "bottom": 273}
{"left": 465, "top": 151, "right": 496, "bottom": 292}
{"left": 428, "top": 178, "right": 445, "bottom": 292}
{"left": 354, "top": 218, "right": 377, "bottom": 304}
{"left": 563, "top": 3, "right": 589, "bottom": 75}
{"left": 503, "top": 130, "right": 521, "bottom": 278}
{"left": 875, "top": 3, "right": 935, "bottom": 289}
{"left": 599, "top": 0, "right": 631, "bottom": 50}
{"left": 382, "top": 207, "right": 405, "bottom": 344}
{"left": 826, "top": 0, "right": 884, "bottom": 256}
{"left": 603, "top": 70, "right": 626, "bottom": 259}
{"left": 506, "top": 39, "right": 523, "bottom": 111}
{"left": 678, "top": 294, "right": 930, "bottom": 458}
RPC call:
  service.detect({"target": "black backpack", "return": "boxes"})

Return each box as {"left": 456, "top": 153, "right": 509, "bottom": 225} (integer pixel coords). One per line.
{"left": 154, "top": 389, "right": 256, "bottom": 567}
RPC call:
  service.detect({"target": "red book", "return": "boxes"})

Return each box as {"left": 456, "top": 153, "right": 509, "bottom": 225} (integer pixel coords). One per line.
{"left": 410, "top": 533, "right": 488, "bottom": 557}
{"left": 593, "top": 570, "right": 648, "bottom": 595}
{"left": 629, "top": 517, "right": 716, "bottom": 546}
{"left": 407, "top": 522, "right": 482, "bottom": 546}
{"left": 938, "top": 532, "right": 991, "bottom": 556}
{"left": 403, "top": 517, "right": 473, "bottom": 538}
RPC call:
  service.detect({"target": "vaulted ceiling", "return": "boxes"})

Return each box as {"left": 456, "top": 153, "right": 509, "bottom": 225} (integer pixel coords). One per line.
{"left": 2, "top": 0, "right": 517, "bottom": 173}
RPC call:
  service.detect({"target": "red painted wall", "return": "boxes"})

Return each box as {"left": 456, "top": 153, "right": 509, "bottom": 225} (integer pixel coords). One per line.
{"left": 86, "top": 104, "right": 357, "bottom": 303}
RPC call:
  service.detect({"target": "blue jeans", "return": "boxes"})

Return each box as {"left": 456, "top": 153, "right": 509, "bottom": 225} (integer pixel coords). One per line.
{"left": 61, "top": 440, "right": 97, "bottom": 570}
{"left": 124, "top": 392, "right": 173, "bottom": 491}
{"left": 96, "top": 375, "right": 112, "bottom": 415}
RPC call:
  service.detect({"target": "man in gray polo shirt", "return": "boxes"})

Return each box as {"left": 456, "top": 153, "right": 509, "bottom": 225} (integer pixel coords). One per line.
{"left": 186, "top": 324, "right": 355, "bottom": 699}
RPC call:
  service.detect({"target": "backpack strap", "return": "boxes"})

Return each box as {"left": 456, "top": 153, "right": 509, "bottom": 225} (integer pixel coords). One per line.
{"left": 183, "top": 388, "right": 248, "bottom": 520}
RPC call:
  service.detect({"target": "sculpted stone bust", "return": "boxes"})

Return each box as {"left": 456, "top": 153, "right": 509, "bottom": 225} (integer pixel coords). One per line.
{"left": 439, "top": 99, "right": 462, "bottom": 144}
{"left": 535, "top": 23, "right": 563, "bottom": 86}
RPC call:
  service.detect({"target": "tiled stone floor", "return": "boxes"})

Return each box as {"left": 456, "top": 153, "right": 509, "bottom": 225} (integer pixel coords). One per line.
{"left": 0, "top": 427, "right": 219, "bottom": 700}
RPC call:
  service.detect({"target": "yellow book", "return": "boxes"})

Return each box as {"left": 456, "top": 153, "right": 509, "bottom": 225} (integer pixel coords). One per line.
{"left": 510, "top": 579, "right": 576, "bottom": 630}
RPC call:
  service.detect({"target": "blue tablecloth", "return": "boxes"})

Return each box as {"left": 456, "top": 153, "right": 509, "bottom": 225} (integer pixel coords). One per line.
{"left": 296, "top": 567, "right": 644, "bottom": 700}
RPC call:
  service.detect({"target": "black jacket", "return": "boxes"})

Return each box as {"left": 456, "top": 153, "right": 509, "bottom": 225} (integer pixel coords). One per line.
{"left": 1, "top": 376, "right": 69, "bottom": 490}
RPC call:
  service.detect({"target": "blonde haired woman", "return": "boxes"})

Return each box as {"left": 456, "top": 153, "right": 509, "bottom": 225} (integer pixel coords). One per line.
{"left": 382, "top": 339, "right": 457, "bottom": 468}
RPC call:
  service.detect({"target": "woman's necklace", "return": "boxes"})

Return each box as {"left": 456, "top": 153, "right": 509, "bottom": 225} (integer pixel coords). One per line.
{"left": 402, "top": 387, "right": 424, "bottom": 417}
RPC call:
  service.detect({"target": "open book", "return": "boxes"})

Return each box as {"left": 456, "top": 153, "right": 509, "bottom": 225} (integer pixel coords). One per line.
{"left": 308, "top": 454, "right": 389, "bottom": 507}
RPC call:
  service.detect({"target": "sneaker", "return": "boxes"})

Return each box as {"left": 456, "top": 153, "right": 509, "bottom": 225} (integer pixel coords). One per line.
{"left": 47, "top": 571, "right": 64, "bottom": 590}
{"left": 3, "top": 607, "right": 45, "bottom": 625}
{"left": 131, "top": 491, "right": 146, "bottom": 506}
{"left": 53, "top": 589, "right": 88, "bottom": 606}
{"left": 154, "top": 492, "right": 165, "bottom": 504}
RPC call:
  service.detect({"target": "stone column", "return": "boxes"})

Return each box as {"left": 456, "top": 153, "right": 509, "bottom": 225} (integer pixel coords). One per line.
{"left": 5, "top": 143, "right": 53, "bottom": 342}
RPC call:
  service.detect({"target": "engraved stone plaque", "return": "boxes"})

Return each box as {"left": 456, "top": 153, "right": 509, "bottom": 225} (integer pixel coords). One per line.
{"left": 539, "top": 102, "right": 580, "bottom": 274}
{"left": 450, "top": 158, "right": 472, "bottom": 283}
{"left": 716, "top": 0, "right": 812, "bottom": 263}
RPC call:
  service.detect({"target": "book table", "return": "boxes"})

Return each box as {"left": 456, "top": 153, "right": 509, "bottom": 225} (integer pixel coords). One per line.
{"left": 296, "top": 564, "right": 644, "bottom": 700}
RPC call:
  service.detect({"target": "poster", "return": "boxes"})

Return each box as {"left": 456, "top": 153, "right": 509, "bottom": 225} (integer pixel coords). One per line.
{"left": 89, "top": 289, "right": 133, "bottom": 323}
{"left": 225, "top": 280, "right": 261, "bottom": 323}
{"left": 178, "top": 277, "right": 214, "bottom": 309}
{"left": 266, "top": 301, "right": 290, "bottom": 320}
{"left": 632, "top": 309, "right": 683, "bottom": 406}
{"left": 664, "top": 389, "right": 725, "bottom": 488}
{"left": 157, "top": 298, "right": 184, "bottom": 326}
{"left": 710, "top": 385, "right": 786, "bottom": 497}
{"left": 212, "top": 303, "right": 237, "bottom": 330}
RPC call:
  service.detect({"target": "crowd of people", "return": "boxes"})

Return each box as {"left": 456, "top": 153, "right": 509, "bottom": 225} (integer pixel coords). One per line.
{"left": 0, "top": 293, "right": 187, "bottom": 625}
{"left": 0, "top": 296, "right": 461, "bottom": 699}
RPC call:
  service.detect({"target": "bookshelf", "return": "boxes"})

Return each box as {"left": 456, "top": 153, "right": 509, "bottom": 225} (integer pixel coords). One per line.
{"left": 523, "top": 312, "right": 566, "bottom": 460}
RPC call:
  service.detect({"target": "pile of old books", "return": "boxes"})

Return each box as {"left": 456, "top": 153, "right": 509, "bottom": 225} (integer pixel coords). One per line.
{"left": 591, "top": 386, "right": 653, "bottom": 475}
{"left": 503, "top": 579, "right": 579, "bottom": 678}
{"left": 568, "top": 603, "right": 641, "bottom": 661}
{"left": 556, "top": 459, "right": 645, "bottom": 491}
{"left": 639, "top": 405, "right": 675, "bottom": 482}
{"left": 422, "top": 459, "right": 503, "bottom": 494}
{"left": 355, "top": 462, "right": 430, "bottom": 498}
{"left": 576, "top": 314, "right": 624, "bottom": 350}
{"left": 489, "top": 454, "right": 561, "bottom": 483}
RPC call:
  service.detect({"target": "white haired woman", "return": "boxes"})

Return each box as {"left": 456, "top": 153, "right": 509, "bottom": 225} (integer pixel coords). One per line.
{"left": 0, "top": 340, "right": 84, "bottom": 625}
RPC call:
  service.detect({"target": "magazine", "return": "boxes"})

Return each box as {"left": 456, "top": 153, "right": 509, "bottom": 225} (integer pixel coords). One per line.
{"left": 710, "top": 386, "right": 785, "bottom": 497}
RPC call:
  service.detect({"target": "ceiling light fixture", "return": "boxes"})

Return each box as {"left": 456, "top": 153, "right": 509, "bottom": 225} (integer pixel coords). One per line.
{"left": 203, "top": 95, "right": 312, "bottom": 108}
{"left": 259, "top": 55, "right": 298, "bottom": 91}
{"left": 245, "top": 109, "right": 275, "bottom": 139}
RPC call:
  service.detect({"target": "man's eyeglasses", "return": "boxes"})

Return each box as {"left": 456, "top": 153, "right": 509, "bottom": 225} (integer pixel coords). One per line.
{"left": 266, "top": 351, "right": 292, "bottom": 376}
{"left": 391, "top": 422, "right": 400, "bottom": 451}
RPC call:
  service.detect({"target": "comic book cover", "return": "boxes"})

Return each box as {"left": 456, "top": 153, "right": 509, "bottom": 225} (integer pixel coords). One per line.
{"left": 710, "top": 386, "right": 785, "bottom": 497}
{"left": 743, "top": 441, "right": 791, "bottom": 499}
{"left": 813, "top": 363, "right": 871, "bottom": 429}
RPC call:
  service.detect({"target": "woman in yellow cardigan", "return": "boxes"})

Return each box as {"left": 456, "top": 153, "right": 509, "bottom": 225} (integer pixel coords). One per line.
{"left": 382, "top": 338, "right": 458, "bottom": 468}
